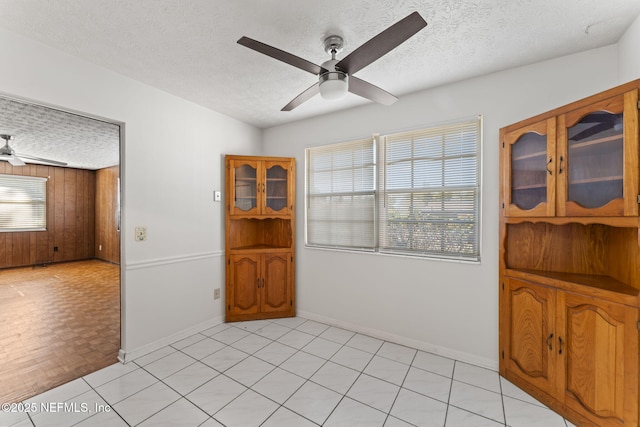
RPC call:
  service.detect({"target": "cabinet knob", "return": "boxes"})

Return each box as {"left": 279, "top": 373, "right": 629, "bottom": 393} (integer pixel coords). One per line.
{"left": 546, "top": 158, "right": 553, "bottom": 175}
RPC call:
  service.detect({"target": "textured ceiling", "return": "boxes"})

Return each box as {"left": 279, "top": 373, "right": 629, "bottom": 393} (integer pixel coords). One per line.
{"left": 0, "top": 0, "right": 639, "bottom": 168}
{"left": 0, "top": 96, "right": 120, "bottom": 170}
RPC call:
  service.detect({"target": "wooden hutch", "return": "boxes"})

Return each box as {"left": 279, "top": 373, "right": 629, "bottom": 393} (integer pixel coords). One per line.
{"left": 499, "top": 81, "right": 640, "bottom": 426}
{"left": 225, "top": 155, "right": 296, "bottom": 322}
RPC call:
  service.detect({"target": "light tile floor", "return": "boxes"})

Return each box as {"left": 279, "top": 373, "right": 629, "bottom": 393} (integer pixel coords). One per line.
{"left": 0, "top": 317, "right": 577, "bottom": 427}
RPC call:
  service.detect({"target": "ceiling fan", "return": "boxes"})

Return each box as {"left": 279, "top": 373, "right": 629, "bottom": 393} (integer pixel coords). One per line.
{"left": 0, "top": 134, "right": 68, "bottom": 167}
{"left": 238, "top": 11, "right": 427, "bottom": 111}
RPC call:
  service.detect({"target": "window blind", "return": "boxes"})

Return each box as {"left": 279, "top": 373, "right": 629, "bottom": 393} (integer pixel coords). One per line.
{"left": 0, "top": 174, "right": 47, "bottom": 231}
{"left": 306, "top": 137, "right": 376, "bottom": 250}
{"left": 379, "top": 118, "right": 481, "bottom": 260}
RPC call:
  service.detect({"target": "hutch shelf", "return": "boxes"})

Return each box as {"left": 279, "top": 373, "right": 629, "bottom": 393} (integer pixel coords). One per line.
{"left": 499, "top": 80, "right": 640, "bottom": 427}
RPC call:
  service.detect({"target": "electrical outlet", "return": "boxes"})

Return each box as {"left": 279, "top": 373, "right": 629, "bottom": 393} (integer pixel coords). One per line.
{"left": 135, "top": 226, "right": 147, "bottom": 241}
{"left": 213, "top": 288, "right": 221, "bottom": 300}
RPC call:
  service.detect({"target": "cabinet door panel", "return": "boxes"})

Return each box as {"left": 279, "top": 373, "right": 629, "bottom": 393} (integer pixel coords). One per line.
{"left": 560, "top": 292, "right": 638, "bottom": 426}
{"left": 229, "top": 159, "right": 262, "bottom": 216}
{"left": 264, "top": 161, "right": 293, "bottom": 216}
{"left": 503, "top": 278, "right": 557, "bottom": 394}
{"left": 558, "top": 91, "right": 639, "bottom": 217}
{"left": 503, "top": 119, "right": 556, "bottom": 217}
{"left": 228, "top": 255, "right": 260, "bottom": 315}
{"left": 261, "top": 253, "right": 291, "bottom": 313}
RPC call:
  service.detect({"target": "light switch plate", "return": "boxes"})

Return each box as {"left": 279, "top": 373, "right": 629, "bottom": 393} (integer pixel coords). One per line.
{"left": 135, "top": 226, "right": 147, "bottom": 241}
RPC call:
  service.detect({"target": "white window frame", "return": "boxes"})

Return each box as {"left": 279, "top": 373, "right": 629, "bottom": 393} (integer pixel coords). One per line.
{"left": 0, "top": 174, "right": 47, "bottom": 232}
{"left": 305, "top": 116, "right": 482, "bottom": 262}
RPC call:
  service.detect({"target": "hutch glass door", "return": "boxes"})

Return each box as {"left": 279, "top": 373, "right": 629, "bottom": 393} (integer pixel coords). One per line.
{"left": 565, "top": 111, "right": 623, "bottom": 210}
{"left": 265, "top": 163, "right": 289, "bottom": 214}
{"left": 505, "top": 118, "right": 556, "bottom": 217}
{"left": 234, "top": 163, "right": 259, "bottom": 213}
{"left": 511, "top": 132, "right": 549, "bottom": 211}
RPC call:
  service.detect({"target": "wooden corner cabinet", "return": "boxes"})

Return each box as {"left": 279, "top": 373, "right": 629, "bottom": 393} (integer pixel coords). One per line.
{"left": 499, "top": 81, "right": 640, "bottom": 427}
{"left": 225, "top": 155, "right": 296, "bottom": 322}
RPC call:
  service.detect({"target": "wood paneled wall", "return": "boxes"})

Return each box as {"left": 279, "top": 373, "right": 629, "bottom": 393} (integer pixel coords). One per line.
{"left": 0, "top": 162, "right": 96, "bottom": 268}
{"left": 95, "top": 166, "right": 120, "bottom": 264}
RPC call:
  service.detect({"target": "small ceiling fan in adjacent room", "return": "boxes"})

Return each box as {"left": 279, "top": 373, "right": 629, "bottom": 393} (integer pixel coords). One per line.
{"left": 0, "top": 134, "right": 68, "bottom": 167}
{"left": 238, "top": 11, "right": 427, "bottom": 111}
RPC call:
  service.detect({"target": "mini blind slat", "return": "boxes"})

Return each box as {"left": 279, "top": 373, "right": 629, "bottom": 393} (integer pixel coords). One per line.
{"left": 0, "top": 174, "right": 47, "bottom": 231}
{"left": 306, "top": 137, "right": 376, "bottom": 250}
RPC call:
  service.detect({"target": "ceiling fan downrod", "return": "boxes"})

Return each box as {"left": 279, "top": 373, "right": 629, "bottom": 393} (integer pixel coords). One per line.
{"left": 319, "top": 36, "right": 348, "bottom": 100}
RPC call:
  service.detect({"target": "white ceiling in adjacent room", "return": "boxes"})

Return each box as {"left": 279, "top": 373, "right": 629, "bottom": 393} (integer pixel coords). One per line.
{"left": 0, "top": 96, "right": 120, "bottom": 170}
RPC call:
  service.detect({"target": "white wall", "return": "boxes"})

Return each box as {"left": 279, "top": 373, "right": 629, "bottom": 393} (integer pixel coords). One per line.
{"left": 263, "top": 45, "right": 619, "bottom": 368}
{"left": 619, "top": 13, "right": 640, "bottom": 82}
{"left": 0, "top": 28, "right": 262, "bottom": 358}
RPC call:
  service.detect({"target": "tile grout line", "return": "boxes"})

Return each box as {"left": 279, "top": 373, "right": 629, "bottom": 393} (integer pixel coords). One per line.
{"left": 442, "top": 359, "right": 457, "bottom": 427}
{"left": 498, "top": 369, "right": 507, "bottom": 427}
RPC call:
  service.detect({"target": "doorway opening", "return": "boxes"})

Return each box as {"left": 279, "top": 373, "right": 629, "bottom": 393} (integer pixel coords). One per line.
{"left": 0, "top": 95, "right": 122, "bottom": 403}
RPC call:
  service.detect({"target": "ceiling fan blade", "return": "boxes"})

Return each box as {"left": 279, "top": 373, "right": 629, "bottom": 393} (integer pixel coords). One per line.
{"left": 1, "top": 155, "right": 26, "bottom": 166}
{"left": 16, "top": 153, "right": 68, "bottom": 166}
{"left": 238, "top": 36, "right": 325, "bottom": 75}
{"left": 281, "top": 82, "right": 320, "bottom": 111}
{"left": 348, "top": 76, "right": 398, "bottom": 106}
{"left": 336, "top": 12, "right": 427, "bottom": 75}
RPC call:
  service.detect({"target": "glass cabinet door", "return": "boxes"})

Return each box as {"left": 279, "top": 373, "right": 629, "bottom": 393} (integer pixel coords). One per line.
{"left": 231, "top": 160, "right": 261, "bottom": 215}
{"left": 228, "top": 158, "right": 293, "bottom": 216}
{"left": 567, "top": 111, "right": 623, "bottom": 208}
{"left": 264, "top": 161, "right": 291, "bottom": 215}
{"left": 504, "top": 118, "right": 556, "bottom": 217}
{"left": 557, "top": 92, "right": 637, "bottom": 217}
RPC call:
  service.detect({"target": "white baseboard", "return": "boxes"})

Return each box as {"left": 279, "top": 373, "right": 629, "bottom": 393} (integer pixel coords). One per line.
{"left": 116, "top": 310, "right": 498, "bottom": 371}
{"left": 117, "top": 315, "right": 224, "bottom": 364}
{"left": 297, "top": 310, "right": 498, "bottom": 371}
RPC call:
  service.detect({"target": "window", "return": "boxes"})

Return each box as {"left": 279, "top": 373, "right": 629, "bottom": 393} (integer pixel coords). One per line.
{"left": 305, "top": 117, "right": 481, "bottom": 261}
{"left": 379, "top": 120, "right": 481, "bottom": 260}
{"left": 0, "top": 174, "right": 47, "bottom": 231}
{"left": 306, "top": 137, "right": 376, "bottom": 250}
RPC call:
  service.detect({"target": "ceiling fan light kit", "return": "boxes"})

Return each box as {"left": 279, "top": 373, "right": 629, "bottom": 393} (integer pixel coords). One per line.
{"left": 319, "top": 71, "right": 348, "bottom": 100}
{"left": 237, "top": 11, "right": 427, "bottom": 111}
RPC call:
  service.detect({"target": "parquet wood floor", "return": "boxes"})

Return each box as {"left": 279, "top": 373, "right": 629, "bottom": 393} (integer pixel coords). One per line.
{"left": 0, "top": 260, "right": 120, "bottom": 404}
